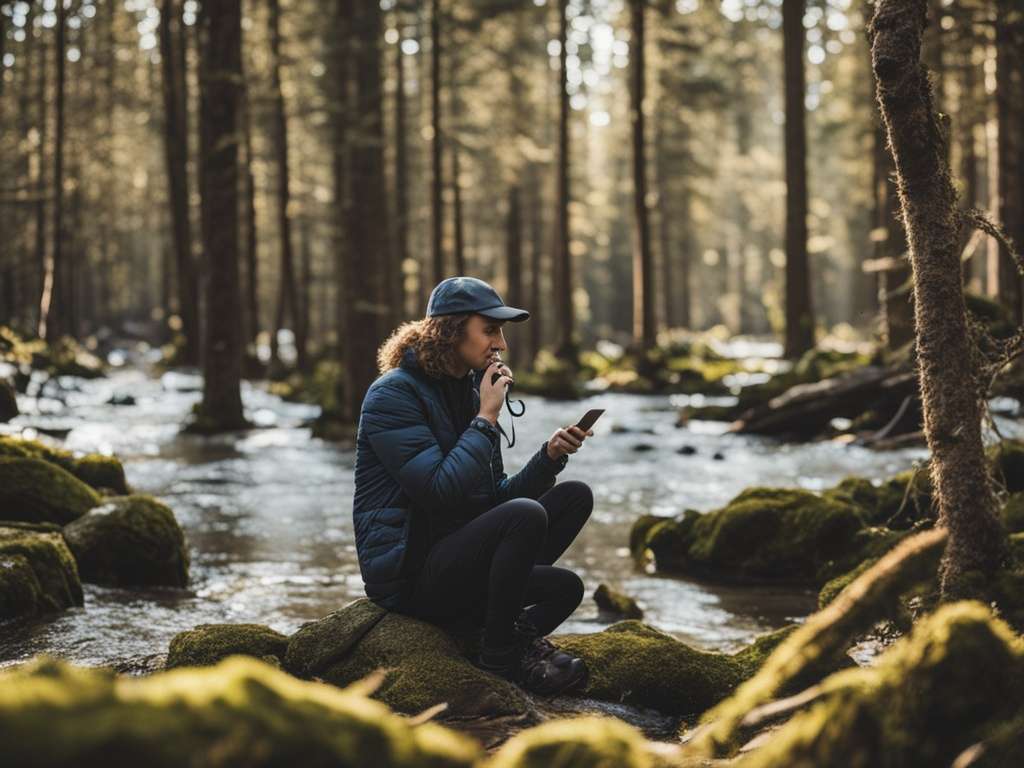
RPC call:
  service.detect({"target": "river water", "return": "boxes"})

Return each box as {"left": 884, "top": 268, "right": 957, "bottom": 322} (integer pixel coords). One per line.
{"left": 1, "top": 354, "right": 973, "bottom": 669}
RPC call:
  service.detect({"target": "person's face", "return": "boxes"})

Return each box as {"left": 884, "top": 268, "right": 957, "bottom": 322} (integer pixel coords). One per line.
{"left": 456, "top": 314, "right": 507, "bottom": 372}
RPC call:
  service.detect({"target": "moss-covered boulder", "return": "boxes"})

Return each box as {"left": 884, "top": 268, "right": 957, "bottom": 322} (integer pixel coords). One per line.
{"left": 0, "top": 456, "right": 101, "bottom": 525}
{"left": 488, "top": 716, "right": 658, "bottom": 768}
{"left": 62, "top": 495, "right": 189, "bottom": 588}
{"left": 823, "top": 470, "right": 933, "bottom": 529}
{"left": 0, "top": 436, "right": 129, "bottom": 494}
{"left": 284, "top": 598, "right": 531, "bottom": 719}
{"left": 0, "top": 524, "right": 83, "bottom": 621}
{"left": 593, "top": 583, "right": 643, "bottom": 620}
{"left": 166, "top": 623, "right": 289, "bottom": 669}
{"left": 736, "top": 602, "right": 1024, "bottom": 768}
{"left": 632, "top": 488, "right": 873, "bottom": 585}
{"left": 551, "top": 621, "right": 794, "bottom": 717}
{"left": 0, "top": 655, "right": 478, "bottom": 767}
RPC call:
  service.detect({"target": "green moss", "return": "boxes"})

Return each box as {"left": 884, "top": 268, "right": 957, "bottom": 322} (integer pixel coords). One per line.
{"left": 550, "top": 621, "right": 795, "bottom": 717}
{"left": 0, "top": 456, "right": 100, "bottom": 525}
{"left": 284, "top": 598, "right": 530, "bottom": 719}
{"left": 62, "top": 494, "right": 189, "bottom": 588}
{"left": 823, "top": 470, "right": 932, "bottom": 529}
{"left": 635, "top": 488, "right": 867, "bottom": 585}
{"left": 488, "top": 716, "right": 654, "bottom": 768}
{"left": 0, "top": 525, "right": 83, "bottom": 621}
{"left": 593, "top": 584, "right": 644, "bottom": 620}
{"left": 818, "top": 558, "right": 878, "bottom": 609}
{"left": 0, "top": 436, "right": 129, "bottom": 494}
{"left": 1002, "top": 493, "right": 1024, "bottom": 534}
{"left": 0, "top": 655, "right": 479, "bottom": 767}
{"left": 737, "top": 603, "right": 1024, "bottom": 768}
{"left": 167, "top": 624, "right": 289, "bottom": 669}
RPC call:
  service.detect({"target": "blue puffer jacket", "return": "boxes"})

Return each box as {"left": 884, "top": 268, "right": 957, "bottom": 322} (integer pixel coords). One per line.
{"left": 352, "top": 346, "right": 569, "bottom": 609}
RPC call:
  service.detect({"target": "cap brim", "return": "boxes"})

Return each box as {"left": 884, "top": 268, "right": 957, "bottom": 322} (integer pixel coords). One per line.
{"left": 477, "top": 306, "right": 530, "bottom": 322}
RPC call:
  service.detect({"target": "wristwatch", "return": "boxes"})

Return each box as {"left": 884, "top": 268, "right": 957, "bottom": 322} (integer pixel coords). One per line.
{"left": 470, "top": 416, "right": 499, "bottom": 441}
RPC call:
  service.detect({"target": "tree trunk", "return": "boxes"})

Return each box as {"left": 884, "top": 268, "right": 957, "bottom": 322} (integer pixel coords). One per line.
{"left": 630, "top": 0, "right": 655, "bottom": 352}
{"left": 654, "top": 105, "right": 674, "bottom": 331}
{"left": 782, "top": 0, "right": 814, "bottom": 357}
{"left": 869, "top": 0, "right": 1007, "bottom": 592}
{"left": 554, "top": 0, "right": 575, "bottom": 361}
{"left": 267, "top": 0, "right": 305, "bottom": 371}
{"left": 240, "top": 67, "right": 260, "bottom": 354}
{"left": 528, "top": 165, "right": 543, "bottom": 367}
{"left": 430, "top": 0, "right": 444, "bottom": 284}
{"left": 159, "top": 0, "right": 201, "bottom": 365}
{"left": 344, "top": 0, "right": 390, "bottom": 423}
{"left": 393, "top": 19, "right": 410, "bottom": 322}
{"left": 505, "top": 185, "right": 523, "bottom": 368}
{"left": 297, "top": 214, "right": 312, "bottom": 367}
{"left": 996, "top": 1, "right": 1023, "bottom": 322}
{"left": 33, "top": 10, "right": 47, "bottom": 334}
{"left": 194, "top": 0, "right": 247, "bottom": 431}
{"left": 41, "top": 0, "right": 67, "bottom": 343}
{"left": 331, "top": 0, "right": 352, "bottom": 411}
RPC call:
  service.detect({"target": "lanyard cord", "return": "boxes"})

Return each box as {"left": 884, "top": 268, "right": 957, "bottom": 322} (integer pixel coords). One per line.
{"left": 496, "top": 387, "right": 525, "bottom": 449}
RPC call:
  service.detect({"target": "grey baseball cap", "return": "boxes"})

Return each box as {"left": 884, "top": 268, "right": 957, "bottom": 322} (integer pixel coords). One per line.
{"left": 425, "top": 276, "right": 530, "bottom": 322}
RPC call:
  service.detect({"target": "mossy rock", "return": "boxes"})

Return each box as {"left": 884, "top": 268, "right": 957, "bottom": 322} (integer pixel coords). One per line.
{"left": 633, "top": 488, "right": 868, "bottom": 585}
{"left": 823, "top": 470, "right": 933, "bottom": 529}
{"left": 551, "top": 621, "right": 795, "bottom": 717}
{"left": 167, "top": 623, "right": 289, "bottom": 669}
{"left": 0, "top": 456, "right": 101, "bottom": 525}
{"left": 737, "top": 602, "right": 1024, "bottom": 768}
{"left": 0, "top": 436, "right": 129, "bottom": 494}
{"left": 0, "top": 655, "right": 479, "bottom": 767}
{"left": 284, "top": 598, "right": 531, "bottom": 719}
{"left": 817, "top": 557, "right": 879, "bottom": 609}
{"left": 593, "top": 583, "right": 644, "bottom": 620}
{"left": 0, "top": 525, "right": 83, "bottom": 621}
{"left": 62, "top": 495, "right": 189, "bottom": 588}
{"left": 488, "top": 715, "right": 656, "bottom": 768}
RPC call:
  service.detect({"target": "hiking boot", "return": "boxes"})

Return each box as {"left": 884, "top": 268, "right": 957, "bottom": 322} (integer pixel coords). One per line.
{"left": 513, "top": 613, "right": 578, "bottom": 669}
{"left": 476, "top": 630, "right": 588, "bottom": 697}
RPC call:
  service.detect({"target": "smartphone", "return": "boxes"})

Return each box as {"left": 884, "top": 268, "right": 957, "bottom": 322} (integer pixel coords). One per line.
{"left": 574, "top": 408, "right": 605, "bottom": 432}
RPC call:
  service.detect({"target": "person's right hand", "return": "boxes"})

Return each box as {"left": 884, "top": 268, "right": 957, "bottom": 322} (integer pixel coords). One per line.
{"left": 478, "top": 360, "right": 512, "bottom": 424}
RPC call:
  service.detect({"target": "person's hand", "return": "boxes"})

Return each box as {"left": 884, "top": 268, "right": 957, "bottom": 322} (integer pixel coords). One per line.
{"left": 546, "top": 425, "right": 594, "bottom": 461}
{"left": 478, "top": 360, "right": 512, "bottom": 424}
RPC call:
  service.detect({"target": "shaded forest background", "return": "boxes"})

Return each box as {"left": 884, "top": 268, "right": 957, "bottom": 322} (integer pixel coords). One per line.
{"left": 0, "top": 0, "right": 1021, "bottom": 426}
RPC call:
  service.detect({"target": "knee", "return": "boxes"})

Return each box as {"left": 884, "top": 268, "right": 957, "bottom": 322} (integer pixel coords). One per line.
{"left": 562, "top": 480, "right": 594, "bottom": 515}
{"left": 565, "top": 570, "right": 585, "bottom": 608}
{"left": 502, "top": 498, "right": 548, "bottom": 537}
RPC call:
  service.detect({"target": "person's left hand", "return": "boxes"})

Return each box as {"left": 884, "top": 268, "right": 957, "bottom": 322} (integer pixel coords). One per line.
{"left": 546, "top": 425, "right": 594, "bottom": 461}
{"left": 487, "top": 354, "right": 514, "bottom": 384}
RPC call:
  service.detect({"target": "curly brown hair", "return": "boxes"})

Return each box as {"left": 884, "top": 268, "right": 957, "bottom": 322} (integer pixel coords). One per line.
{"left": 376, "top": 313, "right": 473, "bottom": 378}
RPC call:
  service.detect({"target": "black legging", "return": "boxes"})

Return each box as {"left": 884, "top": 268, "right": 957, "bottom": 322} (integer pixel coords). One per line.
{"left": 404, "top": 480, "right": 593, "bottom": 647}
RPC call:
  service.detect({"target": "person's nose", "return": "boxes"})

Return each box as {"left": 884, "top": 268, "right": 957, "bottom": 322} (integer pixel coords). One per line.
{"left": 495, "top": 331, "right": 507, "bottom": 351}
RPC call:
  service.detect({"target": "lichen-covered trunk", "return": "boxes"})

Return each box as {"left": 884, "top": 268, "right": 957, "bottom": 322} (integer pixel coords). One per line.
{"left": 869, "top": 0, "right": 1007, "bottom": 591}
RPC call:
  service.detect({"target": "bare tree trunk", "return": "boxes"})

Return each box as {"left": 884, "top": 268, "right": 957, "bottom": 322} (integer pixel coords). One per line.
{"left": 528, "top": 165, "right": 543, "bottom": 367}
{"left": 393, "top": 19, "right": 410, "bottom": 321}
{"left": 267, "top": 0, "right": 305, "bottom": 371}
{"left": 654, "top": 105, "right": 674, "bottom": 331}
{"left": 344, "top": 0, "right": 390, "bottom": 422}
{"left": 194, "top": 0, "right": 247, "bottom": 431}
{"left": 430, "top": 0, "right": 444, "bottom": 284}
{"left": 996, "top": 0, "right": 1023, "bottom": 322}
{"left": 331, "top": 0, "right": 352, "bottom": 412}
{"left": 869, "top": 0, "right": 1007, "bottom": 592}
{"left": 240, "top": 71, "right": 260, "bottom": 355}
{"left": 40, "top": 0, "right": 67, "bottom": 343}
{"left": 33, "top": 12, "right": 47, "bottom": 334}
{"left": 159, "top": 0, "right": 201, "bottom": 365}
{"left": 782, "top": 0, "right": 814, "bottom": 357}
{"left": 629, "top": 0, "right": 655, "bottom": 352}
{"left": 297, "top": 214, "right": 312, "bottom": 367}
{"left": 505, "top": 185, "right": 523, "bottom": 367}
{"left": 554, "top": 0, "right": 575, "bottom": 361}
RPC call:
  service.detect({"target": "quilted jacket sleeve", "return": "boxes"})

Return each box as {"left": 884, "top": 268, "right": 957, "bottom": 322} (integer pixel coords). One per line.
{"left": 361, "top": 379, "right": 495, "bottom": 516}
{"left": 493, "top": 441, "right": 568, "bottom": 503}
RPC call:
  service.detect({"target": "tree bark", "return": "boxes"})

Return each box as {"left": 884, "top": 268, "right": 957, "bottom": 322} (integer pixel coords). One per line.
{"left": 240, "top": 64, "right": 260, "bottom": 355}
{"left": 267, "top": 0, "right": 305, "bottom": 372}
{"left": 430, "top": 0, "right": 444, "bottom": 284}
{"left": 393, "top": 18, "right": 410, "bottom": 322}
{"left": 554, "top": 0, "right": 575, "bottom": 361}
{"left": 159, "top": 0, "right": 201, "bottom": 365}
{"left": 782, "top": 0, "right": 814, "bottom": 357}
{"left": 996, "top": 0, "right": 1023, "bottom": 322}
{"left": 505, "top": 184, "right": 523, "bottom": 368}
{"left": 194, "top": 0, "right": 247, "bottom": 431}
{"left": 41, "top": 0, "right": 67, "bottom": 343}
{"left": 629, "top": 0, "right": 655, "bottom": 352}
{"left": 869, "top": 0, "right": 1007, "bottom": 591}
